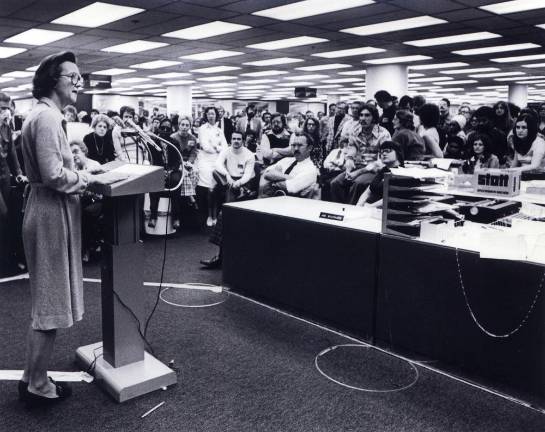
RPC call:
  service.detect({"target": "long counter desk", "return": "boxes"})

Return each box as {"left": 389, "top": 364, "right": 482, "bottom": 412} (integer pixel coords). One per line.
{"left": 222, "top": 197, "right": 380, "bottom": 341}
{"left": 222, "top": 197, "right": 545, "bottom": 406}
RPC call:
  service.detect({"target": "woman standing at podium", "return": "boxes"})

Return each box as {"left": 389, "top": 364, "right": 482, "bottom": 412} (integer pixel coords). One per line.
{"left": 19, "top": 51, "right": 124, "bottom": 406}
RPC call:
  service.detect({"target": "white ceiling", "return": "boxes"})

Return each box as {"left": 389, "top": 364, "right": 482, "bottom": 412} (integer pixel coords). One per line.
{"left": 2, "top": 0, "right": 545, "bottom": 103}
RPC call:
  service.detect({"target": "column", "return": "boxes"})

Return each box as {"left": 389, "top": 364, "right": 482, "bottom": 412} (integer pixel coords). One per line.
{"left": 508, "top": 84, "right": 527, "bottom": 108}
{"left": 365, "top": 65, "right": 408, "bottom": 101}
{"left": 167, "top": 85, "right": 192, "bottom": 117}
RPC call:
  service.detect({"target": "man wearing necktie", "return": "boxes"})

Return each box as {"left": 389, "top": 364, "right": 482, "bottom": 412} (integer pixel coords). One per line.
{"left": 259, "top": 132, "right": 319, "bottom": 198}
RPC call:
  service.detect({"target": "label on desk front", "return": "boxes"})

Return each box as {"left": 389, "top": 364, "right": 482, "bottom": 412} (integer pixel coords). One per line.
{"left": 319, "top": 212, "right": 344, "bottom": 221}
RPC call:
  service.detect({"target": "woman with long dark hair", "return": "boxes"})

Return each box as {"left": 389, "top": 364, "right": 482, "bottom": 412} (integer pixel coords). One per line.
{"left": 418, "top": 103, "right": 443, "bottom": 158}
{"left": 492, "top": 101, "right": 514, "bottom": 135}
{"left": 462, "top": 133, "right": 500, "bottom": 174}
{"left": 303, "top": 116, "right": 322, "bottom": 166}
{"left": 511, "top": 113, "right": 545, "bottom": 172}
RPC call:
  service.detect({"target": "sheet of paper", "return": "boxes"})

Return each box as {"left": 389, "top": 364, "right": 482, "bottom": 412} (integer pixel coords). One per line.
{"left": 480, "top": 231, "right": 527, "bottom": 261}
{"left": 110, "top": 163, "right": 155, "bottom": 176}
{"left": 390, "top": 167, "right": 452, "bottom": 179}
{"left": 432, "top": 158, "right": 455, "bottom": 171}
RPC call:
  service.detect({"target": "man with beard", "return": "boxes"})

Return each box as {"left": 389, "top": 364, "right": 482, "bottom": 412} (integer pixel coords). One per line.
{"left": 467, "top": 106, "right": 508, "bottom": 164}
{"left": 330, "top": 103, "right": 390, "bottom": 204}
{"left": 236, "top": 104, "right": 262, "bottom": 139}
{"left": 259, "top": 132, "right": 319, "bottom": 198}
{"left": 259, "top": 113, "right": 292, "bottom": 165}
{"left": 437, "top": 98, "right": 452, "bottom": 150}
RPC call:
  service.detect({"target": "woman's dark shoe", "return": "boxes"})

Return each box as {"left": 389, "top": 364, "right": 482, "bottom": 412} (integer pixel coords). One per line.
{"left": 199, "top": 255, "right": 222, "bottom": 269}
{"left": 24, "top": 377, "right": 72, "bottom": 407}
{"left": 148, "top": 218, "right": 157, "bottom": 228}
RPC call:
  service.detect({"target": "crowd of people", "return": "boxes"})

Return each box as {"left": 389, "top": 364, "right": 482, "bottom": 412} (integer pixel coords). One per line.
{"left": 3, "top": 87, "right": 545, "bottom": 272}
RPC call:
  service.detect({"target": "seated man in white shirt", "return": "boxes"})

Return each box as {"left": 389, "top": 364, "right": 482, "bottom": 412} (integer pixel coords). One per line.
{"left": 213, "top": 131, "right": 256, "bottom": 203}
{"left": 259, "top": 132, "right": 319, "bottom": 198}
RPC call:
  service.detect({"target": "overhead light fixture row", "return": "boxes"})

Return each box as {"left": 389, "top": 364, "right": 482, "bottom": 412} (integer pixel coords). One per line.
{"left": 247, "top": 36, "right": 328, "bottom": 50}
{"left": 252, "top": 0, "right": 374, "bottom": 21}
{"left": 52, "top": 2, "right": 144, "bottom": 28}
{"left": 405, "top": 32, "right": 500, "bottom": 47}
{"left": 341, "top": 16, "right": 446, "bottom": 36}
{"left": 163, "top": 21, "right": 250, "bottom": 40}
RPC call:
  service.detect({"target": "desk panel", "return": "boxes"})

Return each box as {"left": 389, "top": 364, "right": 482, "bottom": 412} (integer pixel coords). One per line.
{"left": 376, "top": 234, "right": 545, "bottom": 399}
{"left": 222, "top": 204, "right": 379, "bottom": 340}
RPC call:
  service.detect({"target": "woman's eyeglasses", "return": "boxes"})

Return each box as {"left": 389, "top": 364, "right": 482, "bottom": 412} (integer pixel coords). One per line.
{"left": 59, "top": 73, "right": 83, "bottom": 86}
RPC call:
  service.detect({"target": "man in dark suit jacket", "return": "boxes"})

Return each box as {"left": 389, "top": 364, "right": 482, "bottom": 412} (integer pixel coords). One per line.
{"left": 218, "top": 106, "right": 233, "bottom": 143}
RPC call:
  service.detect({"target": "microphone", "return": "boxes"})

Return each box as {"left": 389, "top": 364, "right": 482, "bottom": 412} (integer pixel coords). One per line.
{"left": 125, "top": 118, "right": 162, "bottom": 151}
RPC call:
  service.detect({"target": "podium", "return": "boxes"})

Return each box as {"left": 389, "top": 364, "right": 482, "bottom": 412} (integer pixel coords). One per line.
{"left": 76, "top": 162, "right": 177, "bottom": 402}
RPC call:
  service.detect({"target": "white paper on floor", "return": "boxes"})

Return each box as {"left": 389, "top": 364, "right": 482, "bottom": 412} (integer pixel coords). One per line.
{"left": 0, "top": 370, "right": 94, "bottom": 383}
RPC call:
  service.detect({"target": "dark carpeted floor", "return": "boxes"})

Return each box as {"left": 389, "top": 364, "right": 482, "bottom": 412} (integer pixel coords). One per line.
{"left": 1, "top": 228, "right": 544, "bottom": 432}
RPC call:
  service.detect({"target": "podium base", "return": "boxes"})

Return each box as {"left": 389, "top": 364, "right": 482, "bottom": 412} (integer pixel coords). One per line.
{"left": 76, "top": 342, "right": 177, "bottom": 403}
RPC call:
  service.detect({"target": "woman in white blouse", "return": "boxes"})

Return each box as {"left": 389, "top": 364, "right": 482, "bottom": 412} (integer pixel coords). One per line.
{"left": 197, "top": 106, "right": 228, "bottom": 226}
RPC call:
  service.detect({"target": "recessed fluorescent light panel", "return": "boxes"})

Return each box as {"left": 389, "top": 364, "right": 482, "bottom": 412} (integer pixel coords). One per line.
{"left": 243, "top": 58, "right": 303, "bottom": 66}
{"left": 409, "top": 62, "right": 468, "bottom": 70}
{"left": 162, "top": 21, "right": 250, "bottom": 40}
{"left": 469, "top": 71, "right": 524, "bottom": 78}
{"left": 492, "top": 54, "right": 545, "bottom": 62}
{"left": 180, "top": 50, "right": 243, "bottom": 61}
{"left": 365, "top": 55, "right": 431, "bottom": 64}
{"left": 0, "top": 78, "right": 14, "bottom": 84}
{"left": 148, "top": 72, "right": 190, "bottom": 79}
{"left": 252, "top": 0, "right": 374, "bottom": 20}
{"left": 26, "top": 65, "right": 39, "bottom": 72}
{"left": 239, "top": 79, "right": 278, "bottom": 84}
{"left": 4, "top": 29, "right": 73, "bottom": 46}
{"left": 115, "top": 77, "right": 152, "bottom": 83}
{"left": 435, "top": 80, "right": 477, "bottom": 85}
{"left": 284, "top": 74, "right": 329, "bottom": 80}
{"left": 2, "top": 71, "right": 34, "bottom": 78}
{"left": 247, "top": 36, "right": 328, "bottom": 50}
{"left": 52, "top": 2, "right": 144, "bottom": 27}
{"left": 523, "top": 63, "right": 545, "bottom": 68}
{"left": 296, "top": 64, "right": 351, "bottom": 71}
{"left": 132, "top": 84, "right": 160, "bottom": 89}
{"left": 163, "top": 80, "right": 195, "bottom": 85}
{"left": 341, "top": 16, "right": 446, "bottom": 36}
{"left": 338, "top": 70, "right": 366, "bottom": 75}
{"left": 0, "top": 47, "right": 27, "bottom": 58}
{"left": 313, "top": 47, "right": 384, "bottom": 58}
{"left": 190, "top": 66, "right": 240, "bottom": 74}
{"left": 92, "top": 68, "right": 135, "bottom": 76}
{"left": 197, "top": 76, "right": 238, "bottom": 81}
{"left": 480, "top": 0, "right": 545, "bottom": 14}
{"left": 322, "top": 78, "right": 364, "bottom": 83}
{"left": 130, "top": 60, "right": 181, "bottom": 69}
{"left": 440, "top": 67, "right": 499, "bottom": 74}
{"left": 240, "top": 70, "right": 288, "bottom": 77}
{"left": 410, "top": 76, "right": 453, "bottom": 82}
{"left": 452, "top": 43, "right": 540, "bottom": 56}
{"left": 102, "top": 40, "right": 168, "bottom": 54}
{"left": 405, "top": 32, "right": 500, "bottom": 47}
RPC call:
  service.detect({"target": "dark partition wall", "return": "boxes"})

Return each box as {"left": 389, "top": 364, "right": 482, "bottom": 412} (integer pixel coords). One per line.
{"left": 376, "top": 234, "right": 545, "bottom": 399}
{"left": 222, "top": 206, "right": 380, "bottom": 341}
